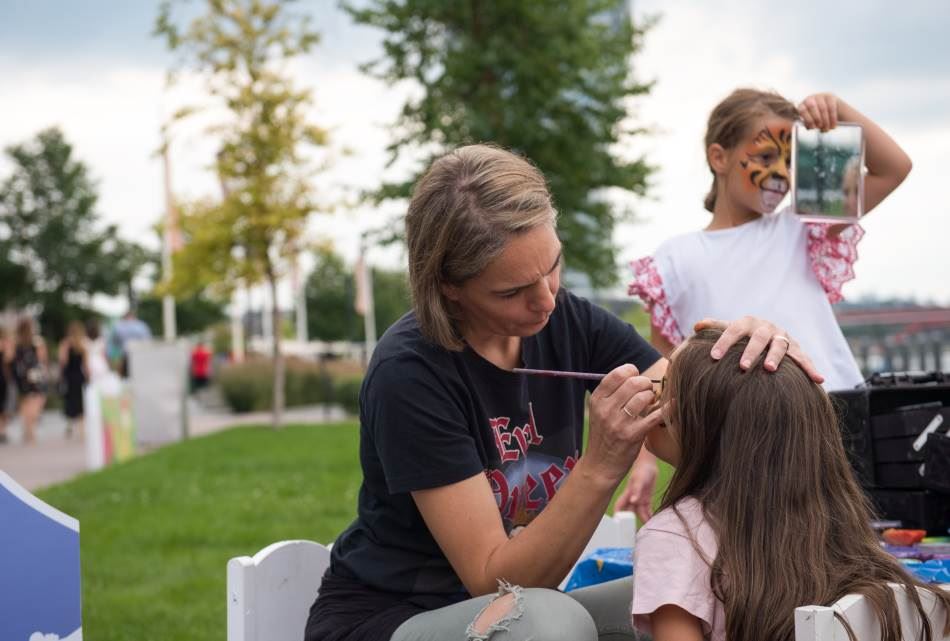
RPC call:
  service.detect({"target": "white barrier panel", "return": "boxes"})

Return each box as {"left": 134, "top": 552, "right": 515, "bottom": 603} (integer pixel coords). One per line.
{"left": 84, "top": 373, "right": 136, "bottom": 472}
{"left": 0, "top": 471, "right": 82, "bottom": 640}
{"left": 127, "top": 340, "right": 190, "bottom": 447}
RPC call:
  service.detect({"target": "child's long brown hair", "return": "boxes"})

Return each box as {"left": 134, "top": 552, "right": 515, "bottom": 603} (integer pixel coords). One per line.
{"left": 660, "top": 329, "right": 950, "bottom": 641}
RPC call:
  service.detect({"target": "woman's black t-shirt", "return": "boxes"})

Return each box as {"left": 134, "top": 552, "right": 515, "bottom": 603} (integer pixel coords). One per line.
{"left": 306, "top": 290, "right": 659, "bottom": 641}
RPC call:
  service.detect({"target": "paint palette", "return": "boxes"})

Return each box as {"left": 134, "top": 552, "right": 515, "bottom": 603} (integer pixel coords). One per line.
{"left": 791, "top": 122, "right": 865, "bottom": 223}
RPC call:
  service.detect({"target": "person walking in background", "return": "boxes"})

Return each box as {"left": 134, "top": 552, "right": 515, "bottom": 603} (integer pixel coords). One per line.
{"left": 6, "top": 317, "right": 48, "bottom": 444}
{"left": 0, "top": 326, "right": 10, "bottom": 445}
{"left": 190, "top": 338, "right": 212, "bottom": 393}
{"left": 58, "top": 320, "right": 89, "bottom": 438}
{"left": 107, "top": 308, "right": 152, "bottom": 378}
{"left": 85, "top": 318, "right": 111, "bottom": 384}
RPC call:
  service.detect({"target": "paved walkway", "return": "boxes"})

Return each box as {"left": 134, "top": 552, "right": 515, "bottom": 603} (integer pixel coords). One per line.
{"left": 0, "top": 398, "right": 348, "bottom": 492}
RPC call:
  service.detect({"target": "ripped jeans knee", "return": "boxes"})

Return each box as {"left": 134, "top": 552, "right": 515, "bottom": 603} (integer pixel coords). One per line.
{"left": 464, "top": 580, "right": 597, "bottom": 641}
{"left": 390, "top": 580, "right": 598, "bottom": 641}
{"left": 466, "top": 581, "right": 525, "bottom": 640}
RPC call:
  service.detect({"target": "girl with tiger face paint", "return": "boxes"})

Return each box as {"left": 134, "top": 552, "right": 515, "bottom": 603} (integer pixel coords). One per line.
{"left": 737, "top": 119, "right": 792, "bottom": 214}
{"left": 625, "top": 89, "right": 912, "bottom": 527}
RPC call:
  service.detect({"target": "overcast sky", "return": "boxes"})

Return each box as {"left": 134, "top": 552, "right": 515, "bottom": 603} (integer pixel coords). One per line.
{"left": 1, "top": 0, "right": 948, "bottom": 312}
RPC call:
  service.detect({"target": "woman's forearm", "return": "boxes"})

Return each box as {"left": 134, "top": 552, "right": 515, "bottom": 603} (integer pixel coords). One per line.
{"left": 478, "top": 454, "right": 623, "bottom": 592}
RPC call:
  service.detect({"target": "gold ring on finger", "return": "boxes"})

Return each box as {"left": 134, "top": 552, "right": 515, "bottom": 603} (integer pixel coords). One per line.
{"left": 621, "top": 405, "right": 636, "bottom": 418}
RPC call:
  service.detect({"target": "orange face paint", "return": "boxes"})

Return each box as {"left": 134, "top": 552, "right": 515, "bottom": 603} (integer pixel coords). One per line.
{"left": 738, "top": 122, "right": 791, "bottom": 213}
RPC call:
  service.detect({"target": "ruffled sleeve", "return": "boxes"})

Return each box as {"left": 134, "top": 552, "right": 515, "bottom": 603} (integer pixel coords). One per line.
{"left": 805, "top": 222, "right": 865, "bottom": 304}
{"left": 628, "top": 256, "right": 684, "bottom": 346}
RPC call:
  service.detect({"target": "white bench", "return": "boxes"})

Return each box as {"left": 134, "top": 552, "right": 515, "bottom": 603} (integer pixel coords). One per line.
{"left": 227, "top": 512, "right": 636, "bottom": 641}
{"left": 795, "top": 582, "right": 950, "bottom": 641}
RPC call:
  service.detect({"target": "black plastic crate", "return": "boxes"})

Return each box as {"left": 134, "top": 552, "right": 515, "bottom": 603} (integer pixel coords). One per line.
{"left": 875, "top": 462, "right": 925, "bottom": 489}
{"left": 873, "top": 436, "right": 925, "bottom": 463}
{"left": 867, "top": 488, "right": 950, "bottom": 534}
{"left": 923, "top": 432, "right": 950, "bottom": 494}
{"left": 870, "top": 402, "right": 948, "bottom": 439}
{"left": 829, "top": 389, "right": 875, "bottom": 488}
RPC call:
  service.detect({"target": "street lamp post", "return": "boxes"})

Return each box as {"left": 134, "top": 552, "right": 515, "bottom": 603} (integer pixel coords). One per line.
{"left": 161, "top": 138, "right": 178, "bottom": 341}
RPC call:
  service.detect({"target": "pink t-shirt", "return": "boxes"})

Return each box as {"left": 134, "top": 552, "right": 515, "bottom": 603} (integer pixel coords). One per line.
{"left": 631, "top": 497, "right": 726, "bottom": 641}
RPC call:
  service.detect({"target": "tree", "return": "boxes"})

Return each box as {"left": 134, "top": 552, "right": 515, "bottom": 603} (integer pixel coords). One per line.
{"left": 0, "top": 254, "right": 29, "bottom": 309}
{"left": 0, "top": 128, "right": 149, "bottom": 339}
{"left": 304, "top": 246, "right": 411, "bottom": 341}
{"left": 305, "top": 246, "right": 353, "bottom": 341}
{"left": 155, "top": 0, "right": 328, "bottom": 427}
{"left": 345, "top": 0, "right": 655, "bottom": 287}
{"left": 371, "top": 267, "right": 412, "bottom": 337}
{"left": 138, "top": 293, "right": 227, "bottom": 337}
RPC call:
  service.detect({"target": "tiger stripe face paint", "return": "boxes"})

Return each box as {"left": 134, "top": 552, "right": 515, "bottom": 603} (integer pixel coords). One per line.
{"left": 738, "top": 121, "right": 792, "bottom": 213}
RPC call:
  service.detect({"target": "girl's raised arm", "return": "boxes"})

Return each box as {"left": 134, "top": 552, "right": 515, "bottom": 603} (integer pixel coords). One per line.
{"left": 798, "top": 93, "right": 912, "bottom": 217}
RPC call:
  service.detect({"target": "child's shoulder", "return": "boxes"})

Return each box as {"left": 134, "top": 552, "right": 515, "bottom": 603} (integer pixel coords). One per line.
{"left": 639, "top": 496, "right": 708, "bottom": 538}
{"left": 653, "top": 228, "right": 706, "bottom": 257}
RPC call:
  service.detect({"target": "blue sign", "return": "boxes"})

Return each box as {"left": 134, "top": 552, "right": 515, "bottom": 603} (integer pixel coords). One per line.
{"left": 0, "top": 471, "right": 82, "bottom": 641}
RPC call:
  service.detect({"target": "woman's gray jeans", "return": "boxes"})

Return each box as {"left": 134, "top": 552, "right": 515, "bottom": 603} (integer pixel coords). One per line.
{"left": 390, "top": 576, "right": 644, "bottom": 641}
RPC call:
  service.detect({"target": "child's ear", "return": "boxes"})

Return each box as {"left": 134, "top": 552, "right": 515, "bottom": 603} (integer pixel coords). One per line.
{"left": 707, "top": 143, "right": 729, "bottom": 175}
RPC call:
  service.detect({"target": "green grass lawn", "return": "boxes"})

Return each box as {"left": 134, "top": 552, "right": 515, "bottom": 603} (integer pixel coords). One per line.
{"left": 38, "top": 422, "right": 364, "bottom": 641}
{"left": 36, "top": 421, "right": 672, "bottom": 640}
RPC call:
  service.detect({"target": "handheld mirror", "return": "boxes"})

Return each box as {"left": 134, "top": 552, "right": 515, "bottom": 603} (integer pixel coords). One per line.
{"left": 791, "top": 121, "right": 865, "bottom": 223}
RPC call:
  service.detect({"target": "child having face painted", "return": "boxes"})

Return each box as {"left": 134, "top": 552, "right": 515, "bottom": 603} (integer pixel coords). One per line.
{"left": 630, "top": 328, "right": 950, "bottom": 641}
{"left": 617, "top": 90, "right": 911, "bottom": 518}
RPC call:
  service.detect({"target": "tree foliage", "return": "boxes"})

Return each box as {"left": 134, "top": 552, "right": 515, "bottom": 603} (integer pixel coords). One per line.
{"left": 345, "top": 0, "right": 655, "bottom": 287}
{"left": 0, "top": 128, "right": 149, "bottom": 338}
{"left": 138, "top": 293, "right": 227, "bottom": 337}
{"left": 155, "top": 0, "right": 326, "bottom": 299}
{"left": 155, "top": 0, "right": 329, "bottom": 426}
{"left": 304, "top": 246, "right": 410, "bottom": 341}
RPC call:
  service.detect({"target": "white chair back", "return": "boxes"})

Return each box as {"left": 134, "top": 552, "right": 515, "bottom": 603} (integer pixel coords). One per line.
{"left": 227, "top": 539, "right": 331, "bottom": 641}
{"left": 795, "top": 583, "right": 950, "bottom": 641}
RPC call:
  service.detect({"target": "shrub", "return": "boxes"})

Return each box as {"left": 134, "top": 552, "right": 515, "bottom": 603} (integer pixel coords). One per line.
{"left": 217, "top": 358, "right": 361, "bottom": 414}
{"left": 218, "top": 361, "right": 271, "bottom": 413}
{"left": 333, "top": 376, "right": 363, "bottom": 416}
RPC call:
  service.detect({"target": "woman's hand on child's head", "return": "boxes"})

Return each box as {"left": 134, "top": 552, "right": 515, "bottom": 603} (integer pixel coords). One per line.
{"left": 694, "top": 316, "right": 825, "bottom": 384}
{"left": 798, "top": 93, "right": 840, "bottom": 132}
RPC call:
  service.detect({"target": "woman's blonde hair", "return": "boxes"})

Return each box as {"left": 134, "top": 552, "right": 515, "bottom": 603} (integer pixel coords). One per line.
{"left": 704, "top": 88, "right": 798, "bottom": 212}
{"left": 406, "top": 144, "right": 557, "bottom": 350}
{"left": 66, "top": 320, "right": 87, "bottom": 352}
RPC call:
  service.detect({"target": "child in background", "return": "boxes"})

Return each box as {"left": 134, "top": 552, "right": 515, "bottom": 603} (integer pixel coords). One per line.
{"left": 632, "top": 328, "right": 950, "bottom": 641}
{"left": 619, "top": 90, "right": 912, "bottom": 519}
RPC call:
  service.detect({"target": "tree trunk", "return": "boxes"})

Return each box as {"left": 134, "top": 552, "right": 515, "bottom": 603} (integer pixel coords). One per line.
{"left": 269, "top": 274, "right": 284, "bottom": 429}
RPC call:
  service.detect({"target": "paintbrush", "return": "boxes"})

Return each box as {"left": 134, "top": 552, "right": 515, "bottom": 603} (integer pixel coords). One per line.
{"left": 512, "top": 367, "right": 662, "bottom": 385}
